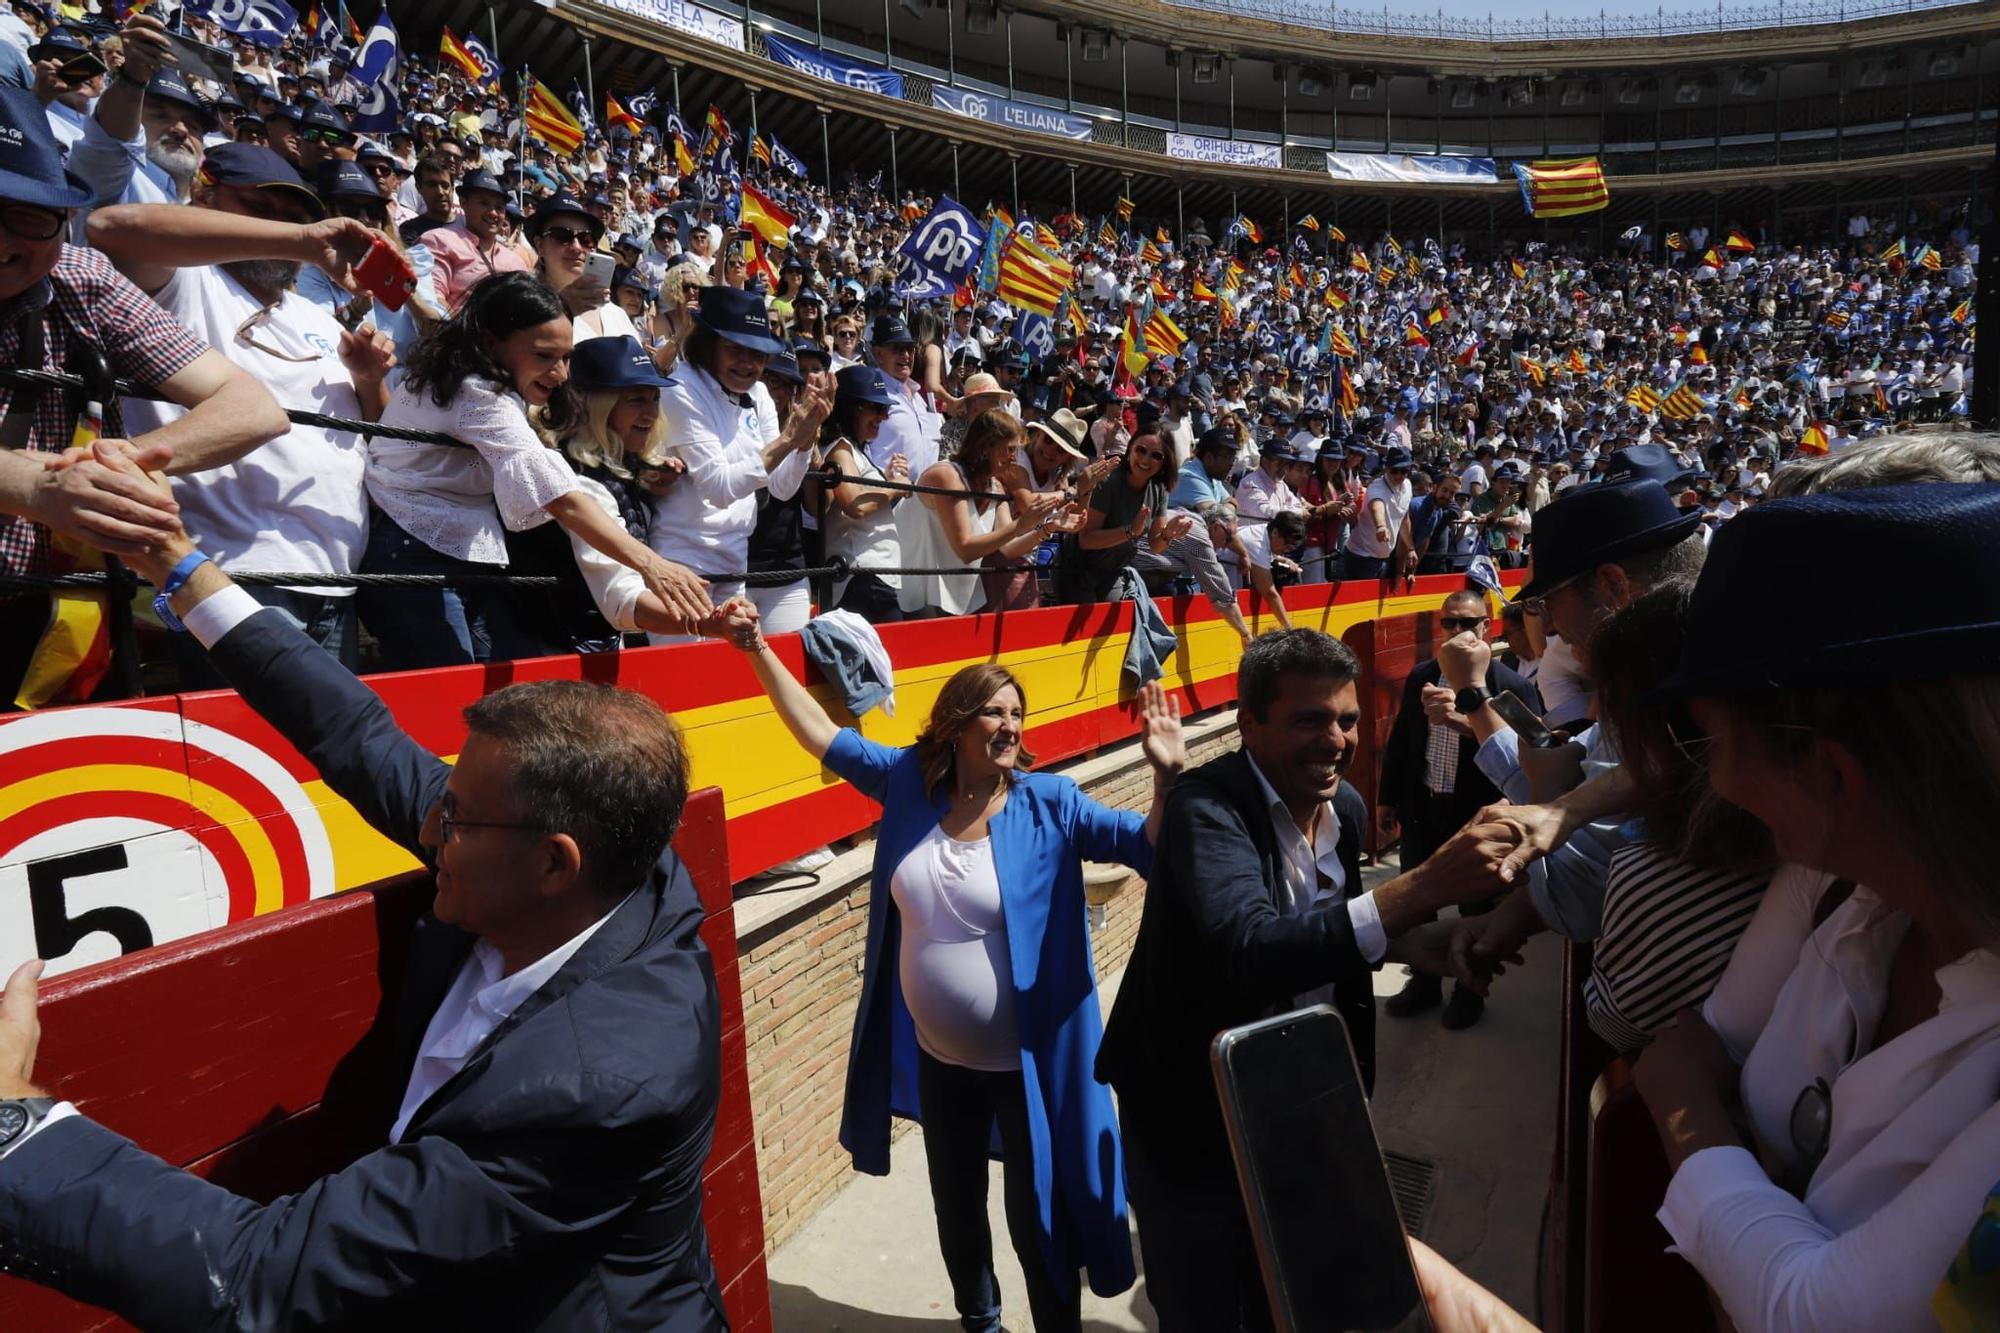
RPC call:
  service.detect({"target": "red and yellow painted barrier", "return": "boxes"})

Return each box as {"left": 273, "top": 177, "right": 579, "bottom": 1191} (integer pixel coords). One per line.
{"left": 0, "top": 575, "right": 1509, "bottom": 978}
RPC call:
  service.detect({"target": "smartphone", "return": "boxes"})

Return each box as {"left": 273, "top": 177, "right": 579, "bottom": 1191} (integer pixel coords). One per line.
{"left": 352, "top": 236, "right": 415, "bottom": 312}
{"left": 1212, "top": 1007, "right": 1433, "bottom": 1333}
{"left": 58, "top": 52, "right": 108, "bottom": 83}
{"left": 157, "top": 30, "right": 237, "bottom": 87}
{"left": 583, "top": 250, "right": 617, "bottom": 289}
{"left": 1488, "top": 689, "right": 1562, "bottom": 749}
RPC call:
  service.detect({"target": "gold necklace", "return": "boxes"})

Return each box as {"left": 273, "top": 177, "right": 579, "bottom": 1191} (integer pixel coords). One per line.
{"left": 958, "top": 774, "right": 1004, "bottom": 804}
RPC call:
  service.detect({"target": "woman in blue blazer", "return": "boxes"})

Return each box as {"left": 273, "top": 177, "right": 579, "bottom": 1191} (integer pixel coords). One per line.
{"left": 725, "top": 601, "right": 1184, "bottom": 1332}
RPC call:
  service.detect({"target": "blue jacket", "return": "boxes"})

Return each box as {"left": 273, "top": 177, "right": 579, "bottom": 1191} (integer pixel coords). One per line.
{"left": 827, "top": 727, "right": 1151, "bottom": 1297}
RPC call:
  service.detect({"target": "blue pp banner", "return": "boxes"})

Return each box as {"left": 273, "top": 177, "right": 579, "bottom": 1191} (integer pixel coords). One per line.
{"left": 762, "top": 31, "right": 904, "bottom": 98}
{"left": 930, "top": 87, "right": 1091, "bottom": 141}
{"left": 895, "top": 196, "right": 985, "bottom": 286}
{"left": 1013, "top": 310, "right": 1055, "bottom": 362}
{"left": 893, "top": 255, "right": 958, "bottom": 300}
{"left": 181, "top": 0, "right": 297, "bottom": 48}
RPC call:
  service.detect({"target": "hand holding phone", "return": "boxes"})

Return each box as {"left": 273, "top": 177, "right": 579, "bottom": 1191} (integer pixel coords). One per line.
{"left": 1487, "top": 690, "right": 1561, "bottom": 749}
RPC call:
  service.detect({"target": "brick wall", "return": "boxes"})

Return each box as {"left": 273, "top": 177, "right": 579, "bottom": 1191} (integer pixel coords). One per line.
{"left": 737, "top": 723, "right": 1241, "bottom": 1251}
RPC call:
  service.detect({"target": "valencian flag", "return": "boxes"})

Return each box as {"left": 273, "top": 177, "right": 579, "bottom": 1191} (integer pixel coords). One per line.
{"left": 525, "top": 79, "right": 585, "bottom": 153}
{"left": 740, "top": 182, "right": 796, "bottom": 249}
{"left": 1326, "top": 225, "right": 1346, "bottom": 243}
{"left": 604, "top": 94, "right": 646, "bottom": 137}
{"left": 1140, "top": 239, "right": 1163, "bottom": 264}
{"left": 1878, "top": 237, "right": 1906, "bottom": 261}
{"left": 1799, "top": 422, "right": 1831, "bottom": 456}
{"left": 1825, "top": 307, "right": 1851, "bottom": 330}
{"left": 1512, "top": 352, "right": 1545, "bottom": 387}
{"left": 1660, "top": 380, "right": 1705, "bottom": 421}
{"left": 750, "top": 134, "right": 772, "bottom": 167}
{"left": 1626, "top": 383, "right": 1663, "bottom": 411}
{"left": 1115, "top": 196, "right": 1135, "bottom": 221}
{"left": 1144, "top": 307, "right": 1187, "bottom": 357}
{"left": 1725, "top": 230, "right": 1755, "bottom": 252}
{"left": 344, "top": 9, "right": 364, "bottom": 44}
{"left": 1332, "top": 358, "right": 1359, "bottom": 415}
{"left": 1951, "top": 297, "right": 1973, "bottom": 324}
{"left": 1035, "top": 222, "right": 1062, "bottom": 249}
{"left": 1098, "top": 220, "right": 1118, "bottom": 248}
{"left": 1298, "top": 214, "right": 1321, "bottom": 233}
{"left": 997, "top": 231, "right": 1074, "bottom": 317}
{"left": 1513, "top": 157, "right": 1610, "bottom": 218}
{"left": 439, "top": 27, "right": 486, "bottom": 82}
{"left": 1328, "top": 326, "right": 1358, "bottom": 358}
{"left": 1665, "top": 231, "right": 1687, "bottom": 251}
{"left": 1567, "top": 347, "right": 1589, "bottom": 373}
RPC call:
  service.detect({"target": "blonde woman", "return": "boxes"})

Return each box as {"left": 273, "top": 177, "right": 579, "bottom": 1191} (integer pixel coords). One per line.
{"left": 653, "top": 260, "right": 710, "bottom": 374}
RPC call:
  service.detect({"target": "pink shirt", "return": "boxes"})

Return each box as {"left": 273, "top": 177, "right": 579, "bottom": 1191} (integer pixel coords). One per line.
{"left": 419, "top": 218, "right": 532, "bottom": 312}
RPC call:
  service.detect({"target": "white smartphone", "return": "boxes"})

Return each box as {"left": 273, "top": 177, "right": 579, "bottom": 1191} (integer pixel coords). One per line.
{"left": 583, "top": 250, "right": 617, "bottom": 288}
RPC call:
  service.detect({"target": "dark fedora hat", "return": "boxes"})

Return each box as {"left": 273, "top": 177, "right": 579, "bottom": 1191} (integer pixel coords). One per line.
{"left": 1604, "top": 442, "right": 1698, "bottom": 489}
{"left": 692, "top": 285, "right": 785, "bottom": 355}
{"left": 1514, "top": 478, "right": 1703, "bottom": 600}
{"left": 834, "top": 364, "right": 896, "bottom": 408}
{"left": 569, "top": 336, "right": 676, "bottom": 392}
{"left": 0, "top": 88, "right": 91, "bottom": 210}
{"left": 1661, "top": 483, "right": 2000, "bottom": 698}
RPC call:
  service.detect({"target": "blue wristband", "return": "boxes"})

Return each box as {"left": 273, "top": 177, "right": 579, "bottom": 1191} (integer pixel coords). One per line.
{"left": 152, "top": 550, "right": 212, "bottom": 634}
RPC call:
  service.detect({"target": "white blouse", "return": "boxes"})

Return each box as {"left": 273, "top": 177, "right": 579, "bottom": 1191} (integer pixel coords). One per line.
{"left": 889, "top": 823, "right": 1019, "bottom": 1073}
{"left": 646, "top": 363, "right": 803, "bottom": 578}
{"left": 1658, "top": 876, "right": 2000, "bottom": 1332}
{"left": 366, "top": 377, "right": 579, "bottom": 564}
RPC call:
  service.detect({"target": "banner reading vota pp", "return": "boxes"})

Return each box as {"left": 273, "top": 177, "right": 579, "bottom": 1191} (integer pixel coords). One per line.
{"left": 1165, "top": 132, "right": 1281, "bottom": 169}
{"left": 930, "top": 87, "right": 1092, "bottom": 141}
{"left": 896, "top": 196, "right": 986, "bottom": 286}
{"left": 598, "top": 0, "right": 747, "bottom": 51}
{"left": 762, "top": 31, "right": 904, "bottom": 98}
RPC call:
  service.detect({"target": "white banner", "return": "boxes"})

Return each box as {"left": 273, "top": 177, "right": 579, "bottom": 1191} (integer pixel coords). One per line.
{"left": 1165, "top": 132, "right": 1281, "bottom": 169}
{"left": 1324, "top": 152, "right": 1499, "bottom": 184}
{"left": 597, "top": 0, "right": 747, "bottom": 51}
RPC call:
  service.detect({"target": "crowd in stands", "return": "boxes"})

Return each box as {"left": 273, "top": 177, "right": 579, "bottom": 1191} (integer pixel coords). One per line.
{"left": 1, "top": 5, "right": 1998, "bottom": 1331}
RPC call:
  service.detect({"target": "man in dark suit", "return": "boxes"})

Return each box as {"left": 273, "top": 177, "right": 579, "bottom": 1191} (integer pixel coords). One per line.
{"left": 1378, "top": 589, "right": 1543, "bottom": 1029}
{"left": 0, "top": 476, "right": 730, "bottom": 1330}
{"left": 1096, "top": 629, "right": 1522, "bottom": 1332}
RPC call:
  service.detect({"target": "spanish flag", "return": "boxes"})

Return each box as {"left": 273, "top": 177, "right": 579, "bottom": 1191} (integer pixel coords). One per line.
{"left": 1725, "top": 230, "right": 1755, "bottom": 252}
{"left": 1509, "top": 257, "right": 1527, "bottom": 280}
{"left": 740, "top": 181, "right": 796, "bottom": 249}
{"left": 1512, "top": 157, "right": 1610, "bottom": 218}
{"left": 604, "top": 94, "right": 646, "bottom": 137}
{"left": 996, "top": 231, "right": 1074, "bottom": 317}
{"left": 1191, "top": 276, "right": 1216, "bottom": 303}
{"left": 1688, "top": 343, "right": 1709, "bottom": 365}
{"left": 1700, "top": 247, "right": 1724, "bottom": 269}
{"left": 1155, "top": 225, "right": 1171, "bottom": 245}
{"left": 1351, "top": 251, "right": 1372, "bottom": 276}
{"left": 1120, "top": 307, "right": 1150, "bottom": 379}
{"left": 673, "top": 135, "right": 697, "bottom": 176}
{"left": 1323, "top": 285, "right": 1349, "bottom": 311}
{"left": 1798, "top": 422, "right": 1830, "bottom": 456}
{"left": 439, "top": 27, "right": 486, "bottom": 82}
{"left": 1426, "top": 302, "right": 1450, "bottom": 327}
{"left": 525, "top": 79, "right": 585, "bottom": 154}
{"left": 15, "top": 413, "right": 113, "bottom": 710}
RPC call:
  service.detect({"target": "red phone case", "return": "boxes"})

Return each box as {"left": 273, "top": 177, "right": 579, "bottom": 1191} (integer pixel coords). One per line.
{"left": 353, "top": 237, "right": 415, "bottom": 312}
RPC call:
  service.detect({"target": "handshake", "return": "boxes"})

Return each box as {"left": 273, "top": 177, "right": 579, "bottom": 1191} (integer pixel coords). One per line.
{"left": 23, "top": 438, "right": 192, "bottom": 586}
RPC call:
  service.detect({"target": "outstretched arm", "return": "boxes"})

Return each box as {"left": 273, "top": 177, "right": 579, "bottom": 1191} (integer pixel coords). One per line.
{"left": 721, "top": 600, "right": 839, "bottom": 761}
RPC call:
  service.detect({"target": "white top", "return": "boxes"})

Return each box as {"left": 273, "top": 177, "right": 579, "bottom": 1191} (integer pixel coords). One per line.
{"left": 1237, "top": 519, "right": 1279, "bottom": 572}
{"left": 565, "top": 475, "right": 646, "bottom": 632}
{"left": 570, "top": 301, "right": 641, "bottom": 344}
{"left": 1233, "top": 467, "right": 1302, "bottom": 522}
{"left": 124, "top": 266, "right": 369, "bottom": 594}
{"left": 822, "top": 444, "right": 903, "bottom": 595}
{"left": 1344, "top": 476, "right": 1413, "bottom": 559}
{"left": 391, "top": 892, "right": 632, "bottom": 1142}
{"left": 868, "top": 373, "right": 943, "bottom": 479}
{"left": 897, "top": 466, "right": 992, "bottom": 617}
{"left": 890, "top": 824, "right": 1019, "bottom": 1072}
{"left": 647, "top": 364, "right": 797, "bottom": 577}
{"left": 1658, "top": 878, "right": 2000, "bottom": 1332}
{"left": 367, "top": 378, "right": 579, "bottom": 563}
{"left": 1243, "top": 754, "right": 1387, "bottom": 1003}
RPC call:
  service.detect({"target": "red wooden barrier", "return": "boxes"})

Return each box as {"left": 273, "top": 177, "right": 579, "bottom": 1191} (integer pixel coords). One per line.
{"left": 1583, "top": 1062, "right": 1715, "bottom": 1333}
{"left": 1341, "top": 607, "right": 1447, "bottom": 858}
{"left": 0, "top": 787, "right": 769, "bottom": 1332}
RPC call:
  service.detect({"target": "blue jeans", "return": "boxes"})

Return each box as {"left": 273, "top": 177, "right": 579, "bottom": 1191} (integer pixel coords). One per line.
{"left": 170, "top": 584, "right": 358, "bottom": 689}
{"left": 916, "top": 1051, "right": 1080, "bottom": 1333}
{"left": 357, "top": 509, "right": 537, "bottom": 670}
{"left": 1341, "top": 552, "right": 1390, "bottom": 581}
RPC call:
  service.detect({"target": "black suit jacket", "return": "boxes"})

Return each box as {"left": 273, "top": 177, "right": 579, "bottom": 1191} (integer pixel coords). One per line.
{"left": 1377, "top": 658, "right": 1541, "bottom": 840}
{"left": 1095, "top": 748, "right": 1375, "bottom": 1189}
{"left": 0, "top": 609, "right": 728, "bottom": 1332}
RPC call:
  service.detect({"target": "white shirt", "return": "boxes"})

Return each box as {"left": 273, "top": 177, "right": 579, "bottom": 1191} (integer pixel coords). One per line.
{"left": 391, "top": 892, "right": 633, "bottom": 1142}
{"left": 889, "top": 825, "right": 1018, "bottom": 1072}
{"left": 367, "top": 378, "right": 578, "bottom": 564}
{"left": 1233, "top": 466, "right": 1302, "bottom": 523}
{"left": 1659, "top": 883, "right": 2000, "bottom": 1333}
{"left": 570, "top": 301, "right": 641, "bottom": 345}
{"left": 1244, "top": 755, "right": 1387, "bottom": 985}
{"left": 1345, "top": 476, "right": 1412, "bottom": 559}
{"left": 647, "top": 363, "right": 796, "bottom": 582}
{"left": 869, "top": 373, "right": 942, "bottom": 480}
{"left": 1535, "top": 635, "right": 1594, "bottom": 728}
{"left": 123, "top": 266, "right": 369, "bottom": 594}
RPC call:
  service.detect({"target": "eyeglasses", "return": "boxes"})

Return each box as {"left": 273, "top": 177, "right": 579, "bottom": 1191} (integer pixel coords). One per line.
{"left": 540, "top": 225, "right": 597, "bottom": 250}
{"left": 235, "top": 305, "right": 324, "bottom": 362}
{"left": 438, "top": 791, "right": 543, "bottom": 844}
{"left": 1516, "top": 570, "right": 1588, "bottom": 619}
{"left": 0, "top": 203, "right": 66, "bottom": 241}
{"left": 1439, "top": 615, "right": 1486, "bottom": 632}
{"left": 1130, "top": 445, "right": 1165, "bottom": 461}
{"left": 1785, "top": 1076, "right": 1833, "bottom": 1195}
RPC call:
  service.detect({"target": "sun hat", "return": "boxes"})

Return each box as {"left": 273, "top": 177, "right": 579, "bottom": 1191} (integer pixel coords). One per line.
{"left": 1027, "top": 407, "right": 1090, "bottom": 460}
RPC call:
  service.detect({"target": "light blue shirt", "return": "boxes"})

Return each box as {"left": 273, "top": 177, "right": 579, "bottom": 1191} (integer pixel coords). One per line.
{"left": 1168, "top": 456, "right": 1230, "bottom": 512}
{"left": 65, "top": 115, "right": 179, "bottom": 211}
{"left": 1474, "top": 721, "right": 1628, "bottom": 940}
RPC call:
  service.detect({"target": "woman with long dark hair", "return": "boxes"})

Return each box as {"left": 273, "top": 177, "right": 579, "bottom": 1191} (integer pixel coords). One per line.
{"left": 724, "top": 594, "right": 1186, "bottom": 1331}
{"left": 815, "top": 366, "right": 912, "bottom": 623}
{"left": 1060, "top": 430, "right": 1194, "bottom": 605}
{"left": 898, "top": 408, "right": 1068, "bottom": 619}
{"left": 359, "top": 272, "right": 708, "bottom": 669}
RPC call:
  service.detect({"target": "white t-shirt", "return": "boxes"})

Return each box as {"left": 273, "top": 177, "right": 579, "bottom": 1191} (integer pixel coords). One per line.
{"left": 124, "top": 265, "right": 369, "bottom": 594}
{"left": 890, "top": 824, "right": 1019, "bottom": 1072}
{"left": 647, "top": 363, "right": 794, "bottom": 580}
{"left": 1345, "top": 476, "right": 1412, "bottom": 559}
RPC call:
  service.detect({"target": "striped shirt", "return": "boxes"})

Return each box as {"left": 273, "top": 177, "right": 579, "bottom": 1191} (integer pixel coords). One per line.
{"left": 1583, "top": 841, "right": 1770, "bottom": 1055}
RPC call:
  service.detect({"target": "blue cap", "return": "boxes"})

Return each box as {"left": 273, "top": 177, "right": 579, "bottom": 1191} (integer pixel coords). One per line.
{"left": 693, "top": 285, "right": 785, "bottom": 355}
{"left": 835, "top": 365, "right": 896, "bottom": 408}
{"left": 791, "top": 337, "right": 831, "bottom": 367}
{"left": 527, "top": 192, "right": 601, "bottom": 242}
{"left": 199, "top": 143, "right": 325, "bottom": 219}
{"left": 316, "top": 159, "right": 381, "bottom": 201}
{"left": 300, "top": 101, "right": 351, "bottom": 136}
{"left": 763, "top": 352, "right": 804, "bottom": 385}
{"left": 569, "top": 336, "right": 676, "bottom": 391}
{"left": 146, "top": 67, "right": 210, "bottom": 118}
{"left": 0, "top": 87, "right": 91, "bottom": 209}
{"left": 869, "top": 314, "right": 915, "bottom": 346}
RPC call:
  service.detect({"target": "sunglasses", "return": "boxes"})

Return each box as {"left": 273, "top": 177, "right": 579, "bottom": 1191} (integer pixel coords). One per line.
{"left": 540, "top": 225, "right": 598, "bottom": 249}
{"left": 1130, "top": 445, "right": 1165, "bottom": 461}
{"left": 0, "top": 202, "right": 66, "bottom": 242}
{"left": 1439, "top": 615, "right": 1486, "bottom": 632}
{"left": 301, "top": 128, "right": 354, "bottom": 147}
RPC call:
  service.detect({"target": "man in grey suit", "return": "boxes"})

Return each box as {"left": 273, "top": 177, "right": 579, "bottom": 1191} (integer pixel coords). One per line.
{"left": 0, "top": 445, "right": 730, "bottom": 1330}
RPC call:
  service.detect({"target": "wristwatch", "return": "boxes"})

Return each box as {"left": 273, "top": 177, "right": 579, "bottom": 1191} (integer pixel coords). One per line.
{"left": 1453, "top": 684, "right": 1492, "bottom": 715}
{"left": 0, "top": 1099, "right": 56, "bottom": 1156}
{"left": 151, "top": 549, "right": 213, "bottom": 635}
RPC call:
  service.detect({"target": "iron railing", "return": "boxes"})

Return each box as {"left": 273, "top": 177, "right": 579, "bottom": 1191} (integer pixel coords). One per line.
{"left": 1160, "top": 0, "right": 1981, "bottom": 40}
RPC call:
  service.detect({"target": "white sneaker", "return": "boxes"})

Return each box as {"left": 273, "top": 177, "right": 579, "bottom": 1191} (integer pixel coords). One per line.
{"left": 759, "top": 845, "right": 836, "bottom": 877}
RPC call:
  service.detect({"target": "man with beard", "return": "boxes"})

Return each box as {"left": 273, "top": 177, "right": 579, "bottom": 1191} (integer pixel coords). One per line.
{"left": 65, "top": 14, "right": 204, "bottom": 207}
{"left": 85, "top": 144, "right": 396, "bottom": 685}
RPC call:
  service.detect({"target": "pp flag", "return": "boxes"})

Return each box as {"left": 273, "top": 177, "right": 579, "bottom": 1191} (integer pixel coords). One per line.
{"left": 893, "top": 255, "right": 957, "bottom": 301}
{"left": 352, "top": 8, "right": 400, "bottom": 90}
{"left": 1512, "top": 157, "right": 1609, "bottom": 218}
{"left": 896, "top": 195, "right": 986, "bottom": 287}
{"left": 348, "top": 76, "right": 400, "bottom": 134}
{"left": 463, "top": 33, "right": 501, "bottom": 88}
{"left": 1013, "top": 310, "right": 1056, "bottom": 362}
{"left": 770, "top": 135, "right": 809, "bottom": 178}
{"left": 181, "top": 0, "right": 298, "bottom": 48}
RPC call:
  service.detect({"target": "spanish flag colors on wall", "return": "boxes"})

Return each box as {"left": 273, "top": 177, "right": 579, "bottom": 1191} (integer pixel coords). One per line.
{"left": 1512, "top": 157, "right": 1610, "bottom": 218}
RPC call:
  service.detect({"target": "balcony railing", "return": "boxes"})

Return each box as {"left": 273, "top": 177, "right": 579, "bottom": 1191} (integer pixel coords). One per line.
{"left": 1163, "top": 0, "right": 1980, "bottom": 39}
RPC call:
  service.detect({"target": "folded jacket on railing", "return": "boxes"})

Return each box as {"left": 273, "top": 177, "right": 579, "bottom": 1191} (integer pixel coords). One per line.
{"left": 800, "top": 609, "right": 897, "bottom": 718}
{"left": 1116, "top": 566, "right": 1178, "bottom": 688}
